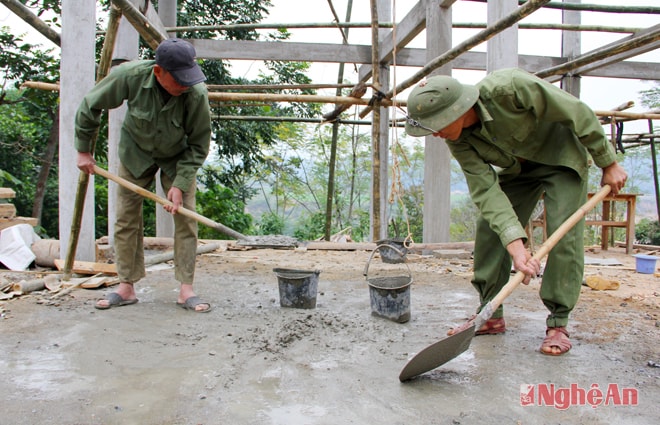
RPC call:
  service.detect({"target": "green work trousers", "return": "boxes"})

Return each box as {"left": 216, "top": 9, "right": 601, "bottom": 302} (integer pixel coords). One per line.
{"left": 114, "top": 163, "right": 198, "bottom": 284}
{"left": 471, "top": 161, "right": 588, "bottom": 328}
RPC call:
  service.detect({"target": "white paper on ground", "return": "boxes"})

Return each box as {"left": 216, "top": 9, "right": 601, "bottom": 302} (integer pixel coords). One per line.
{"left": 0, "top": 224, "right": 41, "bottom": 270}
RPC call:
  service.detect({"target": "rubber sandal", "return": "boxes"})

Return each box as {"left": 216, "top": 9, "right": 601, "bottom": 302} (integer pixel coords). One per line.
{"left": 177, "top": 296, "right": 213, "bottom": 313}
{"left": 95, "top": 292, "right": 138, "bottom": 310}
{"left": 447, "top": 315, "right": 506, "bottom": 336}
{"left": 540, "top": 326, "right": 572, "bottom": 356}
{"left": 475, "top": 317, "right": 506, "bottom": 335}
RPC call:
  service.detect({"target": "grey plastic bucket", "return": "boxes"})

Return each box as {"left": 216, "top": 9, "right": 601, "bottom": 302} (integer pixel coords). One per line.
{"left": 274, "top": 268, "right": 320, "bottom": 309}
{"left": 364, "top": 248, "right": 412, "bottom": 323}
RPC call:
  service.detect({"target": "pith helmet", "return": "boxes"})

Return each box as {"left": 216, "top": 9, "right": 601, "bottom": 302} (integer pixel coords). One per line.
{"left": 405, "top": 75, "right": 479, "bottom": 137}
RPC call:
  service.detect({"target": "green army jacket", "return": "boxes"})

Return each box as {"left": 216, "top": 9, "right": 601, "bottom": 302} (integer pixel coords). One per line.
{"left": 74, "top": 60, "right": 212, "bottom": 191}
{"left": 446, "top": 68, "right": 617, "bottom": 247}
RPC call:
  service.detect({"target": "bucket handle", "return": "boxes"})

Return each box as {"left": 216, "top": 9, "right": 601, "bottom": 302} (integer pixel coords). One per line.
{"left": 363, "top": 244, "right": 412, "bottom": 280}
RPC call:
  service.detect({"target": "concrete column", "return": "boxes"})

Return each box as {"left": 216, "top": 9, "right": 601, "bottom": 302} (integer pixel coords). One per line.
{"left": 107, "top": 12, "right": 140, "bottom": 245}
{"left": 59, "top": 0, "right": 96, "bottom": 261}
{"left": 560, "top": 0, "right": 582, "bottom": 96}
{"left": 487, "top": 0, "right": 518, "bottom": 72}
{"left": 154, "top": 0, "right": 177, "bottom": 238}
{"left": 422, "top": 0, "right": 452, "bottom": 243}
{"left": 159, "top": 0, "right": 178, "bottom": 38}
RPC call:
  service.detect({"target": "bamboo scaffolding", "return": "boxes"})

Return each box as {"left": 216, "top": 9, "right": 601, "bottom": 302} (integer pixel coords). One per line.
{"left": 62, "top": 4, "right": 123, "bottom": 281}
{"left": 360, "top": 0, "right": 551, "bottom": 118}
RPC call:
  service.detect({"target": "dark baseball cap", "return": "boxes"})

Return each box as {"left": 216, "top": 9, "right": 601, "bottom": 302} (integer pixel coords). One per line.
{"left": 155, "top": 38, "right": 206, "bottom": 86}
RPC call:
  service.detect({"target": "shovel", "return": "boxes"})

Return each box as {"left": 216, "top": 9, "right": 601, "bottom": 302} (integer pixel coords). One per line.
{"left": 399, "top": 184, "right": 612, "bottom": 382}
{"left": 93, "top": 165, "right": 297, "bottom": 247}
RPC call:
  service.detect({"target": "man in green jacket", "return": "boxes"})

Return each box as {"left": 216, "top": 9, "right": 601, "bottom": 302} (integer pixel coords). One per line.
{"left": 75, "top": 38, "right": 213, "bottom": 313}
{"left": 405, "top": 68, "right": 628, "bottom": 355}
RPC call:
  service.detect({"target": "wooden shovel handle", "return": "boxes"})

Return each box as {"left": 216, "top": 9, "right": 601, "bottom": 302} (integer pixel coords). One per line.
{"left": 93, "top": 165, "right": 247, "bottom": 240}
{"left": 489, "top": 184, "right": 612, "bottom": 310}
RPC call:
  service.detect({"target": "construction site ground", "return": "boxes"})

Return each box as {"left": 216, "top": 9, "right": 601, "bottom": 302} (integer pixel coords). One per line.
{"left": 0, "top": 242, "right": 658, "bottom": 425}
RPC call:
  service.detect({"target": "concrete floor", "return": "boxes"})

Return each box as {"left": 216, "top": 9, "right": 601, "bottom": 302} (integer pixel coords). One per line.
{"left": 0, "top": 246, "right": 658, "bottom": 424}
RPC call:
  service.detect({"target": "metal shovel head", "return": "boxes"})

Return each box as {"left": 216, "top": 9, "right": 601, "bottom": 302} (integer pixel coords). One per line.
{"left": 398, "top": 323, "right": 476, "bottom": 382}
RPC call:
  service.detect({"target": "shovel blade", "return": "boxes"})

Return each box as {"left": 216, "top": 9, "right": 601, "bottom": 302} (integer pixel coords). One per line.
{"left": 399, "top": 324, "right": 476, "bottom": 382}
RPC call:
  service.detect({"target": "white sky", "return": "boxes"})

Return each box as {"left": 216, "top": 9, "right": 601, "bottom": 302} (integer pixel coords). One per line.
{"left": 2, "top": 0, "right": 659, "bottom": 131}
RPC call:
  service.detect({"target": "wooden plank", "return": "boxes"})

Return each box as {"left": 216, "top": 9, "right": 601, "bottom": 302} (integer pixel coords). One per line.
{"left": 0, "top": 188, "right": 16, "bottom": 199}
{"left": 0, "top": 204, "right": 17, "bottom": 218}
{"left": 0, "top": 217, "right": 38, "bottom": 231}
{"left": 53, "top": 259, "right": 117, "bottom": 275}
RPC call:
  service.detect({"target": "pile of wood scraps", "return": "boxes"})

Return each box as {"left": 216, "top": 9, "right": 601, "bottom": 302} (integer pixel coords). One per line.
{"left": 0, "top": 272, "right": 118, "bottom": 302}
{"left": 0, "top": 188, "right": 38, "bottom": 231}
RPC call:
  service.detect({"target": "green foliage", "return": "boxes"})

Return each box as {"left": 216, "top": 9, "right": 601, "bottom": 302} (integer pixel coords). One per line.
{"left": 450, "top": 195, "right": 479, "bottom": 242}
{"left": 293, "top": 211, "right": 327, "bottom": 241}
{"left": 639, "top": 83, "right": 660, "bottom": 109}
{"left": 196, "top": 167, "right": 253, "bottom": 239}
{"left": 635, "top": 218, "right": 660, "bottom": 245}
{"left": 257, "top": 211, "right": 284, "bottom": 235}
{"left": 0, "top": 28, "right": 60, "bottom": 237}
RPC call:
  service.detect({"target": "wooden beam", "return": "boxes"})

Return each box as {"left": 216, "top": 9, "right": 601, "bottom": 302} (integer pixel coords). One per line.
{"left": 192, "top": 38, "right": 374, "bottom": 64}
{"left": 190, "top": 23, "right": 659, "bottom": 82}
{"left": 0, "top": 188, "right": 16, "bottom": 199}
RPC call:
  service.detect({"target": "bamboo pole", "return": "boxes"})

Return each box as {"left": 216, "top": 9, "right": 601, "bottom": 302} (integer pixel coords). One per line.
{"left": 20, "top": 82, "right": 60, "bottom": 91}
{"left": 324, "top": 0, "right": 354, "bottom": 242}
{"left": 369, "top": 0, "right": 383, "bottom": 240}
{"left": 99, "top": 21, "right": 641, "bottom": 36}
{"left": 456, "top": 22, "right": 639, "bottom": 34}
{"left": 360, "top": 0, "right": 551, "bottom": 118}
{"left": 466, "top": 0, "right": 660, "bottom": 14}
{"left": 536, "top": 27, "right": 660, "bottom": 79}
{"left": 62, "top": 5, "right": 123, "bottom": 281}
{"left": 17, "top": 80, "right": 660, "bottom": 122}
{"left": 164, "top": 22, "right": 394, "bottom": 33}
{"left": 207, "top": 83, "right": 359, "bottom": 91}
{"left": 208, "top": 91, "right": 404, "bottom": 107}
{"left": 650, "top": 119, "right": 660, "bottom": 222}
{"left": 594, "top": 111, "right": 660, "bottom": 120}
{"left": 0, "top": 0, "right": 61, "bottom": 46}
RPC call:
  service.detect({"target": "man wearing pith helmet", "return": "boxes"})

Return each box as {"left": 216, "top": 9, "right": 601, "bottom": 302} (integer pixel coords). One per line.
{"left": 406, "top": 68, "right": 628, "bottom": 356}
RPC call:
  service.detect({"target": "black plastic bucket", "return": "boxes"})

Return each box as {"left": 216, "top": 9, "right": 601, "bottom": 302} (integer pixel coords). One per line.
{"left": 273, "top": 268, "right": 321, "bottom": 309}
{"left": 375, "top": 239, "right": 408, "bottom": 264}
